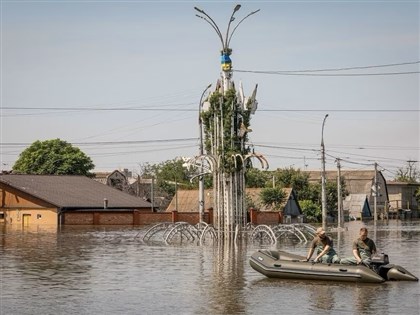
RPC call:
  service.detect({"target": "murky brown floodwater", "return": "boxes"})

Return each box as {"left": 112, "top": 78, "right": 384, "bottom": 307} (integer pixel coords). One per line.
{"left": 1, "top": 220, "right": 419, "bottom": 315}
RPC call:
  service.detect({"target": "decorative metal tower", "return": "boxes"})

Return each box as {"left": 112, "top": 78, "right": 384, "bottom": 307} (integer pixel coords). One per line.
{"left": 193, "top": 5, "right": 267, "bottom": 239}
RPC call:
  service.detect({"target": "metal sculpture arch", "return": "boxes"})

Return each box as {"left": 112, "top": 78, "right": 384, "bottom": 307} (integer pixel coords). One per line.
{"left": 251, "top": 224, "right": 277, "bottom": 245}
{"left": 140, "top": 221, "right": 218, "bottom": 245}
{"left": 164, "top": 222, "right": 197, "bottom": 244}
{"left": 140, "top": 222, "right": 173, "bottom": 242}
{"left": 140, "top": 222, "right": 317, "bottom": 246}
{"left": 249, "top": 223, "right": 317, "bottom": 245}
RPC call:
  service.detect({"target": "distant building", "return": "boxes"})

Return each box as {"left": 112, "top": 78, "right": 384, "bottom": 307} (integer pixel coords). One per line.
{"left": 303, "top": 169, "right": 388, "bottom": 218}
{"left": 93, "top": 169, "right": 134, "bottom": 193}
{"left": 93, "top": 170, "right": 170, "bottom": 211}
{"left": 387, "top": 181, "right": 419, "bottom": 211}
{"left": 343, "top": 194, "right": 372, "bottom": 220}
{"left": 0, "top": 174, "right": 152, "bottom": 227}
{"left": 165, "top": 187, "right": 303, "bottom": 223}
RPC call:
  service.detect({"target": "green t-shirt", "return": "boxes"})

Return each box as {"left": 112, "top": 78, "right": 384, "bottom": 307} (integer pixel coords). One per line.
{"left": 352, "top": 237, "right": 376, "bottom": 258}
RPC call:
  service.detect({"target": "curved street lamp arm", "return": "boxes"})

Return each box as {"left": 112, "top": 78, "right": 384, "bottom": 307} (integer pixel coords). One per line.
{"left": 321, "top": 114, "right": 329, "bottom": 146}
{"left": 224, "top": 5, "right": 241, "bottom": 51}
{"left": 194, "top": 7, "right": 225, "bottom": 49}
{"left": 195, "top": 15, "right": 225, "bottom": 49}
{"left": 227, "top": 9, "right": 260, "bottom": 48}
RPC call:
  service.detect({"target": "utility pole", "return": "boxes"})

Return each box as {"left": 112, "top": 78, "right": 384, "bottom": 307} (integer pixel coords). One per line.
{"left": 373, "top": 162, "right": 378, "bottom": 222}
{"left": 335, "top": 158, "right": 343, "bottom": 229}
{"left": 321, "top": 114, "right": 329, "bottom": 230}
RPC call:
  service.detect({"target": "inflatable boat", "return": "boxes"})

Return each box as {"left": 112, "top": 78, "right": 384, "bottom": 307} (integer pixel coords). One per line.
{"left": 249, "top": 250, "right": 418, "bottom": 283}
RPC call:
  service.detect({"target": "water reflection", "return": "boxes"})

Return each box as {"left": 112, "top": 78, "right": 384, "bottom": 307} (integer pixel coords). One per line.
{"left": 0, "top": 221, "right": 419, "bottom": 314}
{"left": 353, "top": 284, "right": 386, "bottom": 315}
{"left": 205, "top": 240, "right": 247, "bottom": 314}
{"left": 308, "top": 283, "right": 335, "bottom": 311}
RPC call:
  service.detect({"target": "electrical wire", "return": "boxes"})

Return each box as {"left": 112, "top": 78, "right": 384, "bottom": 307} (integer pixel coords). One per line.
{"left": 234, "top": 60, "right": 420, "bottom": 76}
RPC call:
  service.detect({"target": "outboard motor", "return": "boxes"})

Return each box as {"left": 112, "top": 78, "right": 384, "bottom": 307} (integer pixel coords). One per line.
{"left": 370, "top": 253, "right": 389, "bottom": 276}
{"left": 371, "top": 253, "right": 418, "bottom": 281}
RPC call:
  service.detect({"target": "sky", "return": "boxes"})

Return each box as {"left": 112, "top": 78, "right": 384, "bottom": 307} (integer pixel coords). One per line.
{"left": 1, "top": 0, "right": 419, "bottom": 179}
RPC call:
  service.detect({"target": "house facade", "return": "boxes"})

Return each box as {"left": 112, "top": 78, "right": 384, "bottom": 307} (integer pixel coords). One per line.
{"left": 0, "top": 174, "right": 152, "bottom": 228}
{"left": 304, "top": 169, "right": 388, "bottom": 218}
{"left": 342, "top": 194, "right": 372, "bottom": 220}
{"left": 387, "top": 181, "right": 419, "bottom": 212}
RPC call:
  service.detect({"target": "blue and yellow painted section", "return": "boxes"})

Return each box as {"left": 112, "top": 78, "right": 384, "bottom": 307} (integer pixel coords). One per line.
{"left": 221, "top": 53, "right": 232, "bottom": 71}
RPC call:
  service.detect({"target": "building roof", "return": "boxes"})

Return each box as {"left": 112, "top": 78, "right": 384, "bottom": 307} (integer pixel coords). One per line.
{"left": 386, "top": 181, "right": 420, "bottom": 187}
{"left": 0, "top": 174, "right": 151, "bottom": 209}
{"left": 304, "top": 170, "right": 377, "bottom": 181}
{"left": 303, "top": 169, "right": 388, "bottom": 198}
{"left": 165, "top": 187, "right": 294, "bottom": 212}
{"left": 342, "top": 193, "right": 371, "bottom": 217}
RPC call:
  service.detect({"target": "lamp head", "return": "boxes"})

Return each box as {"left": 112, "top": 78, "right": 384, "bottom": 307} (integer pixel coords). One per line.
{"left": 194, "top": 7, "right": 204, "bottom": 14}
{"left": 234, "top": 5, "right": 241, "bottom": 12}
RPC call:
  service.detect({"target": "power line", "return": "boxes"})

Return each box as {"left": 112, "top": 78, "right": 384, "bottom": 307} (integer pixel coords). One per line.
{"left": 234, "top": 60, "right": 420, "bottom": 76}
{"left": 233, "top": 70, "right": 419, "bottom": 76}
{"left": 0, "top": 138, "right": 198, "bottom": 147}
{"left": 2, "top": 107, "right": 418, "bottom": 113}
{"left": 243, "top": 61, "right": 420, "bottom": 73}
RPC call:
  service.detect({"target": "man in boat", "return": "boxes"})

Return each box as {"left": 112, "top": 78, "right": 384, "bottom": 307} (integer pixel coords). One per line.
{"left": 341, "top": 227, "right": 377, "bottom": 265}
{"left": 305, "top": 227, "right": 340, "bottom": 263}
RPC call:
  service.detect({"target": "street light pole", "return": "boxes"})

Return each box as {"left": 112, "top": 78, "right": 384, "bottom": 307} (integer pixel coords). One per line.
{"left": 198, "top": 84, "right": 212, "bottom": 223}
{"left": 321, "top": 114, "right": 329, "bottom": 230}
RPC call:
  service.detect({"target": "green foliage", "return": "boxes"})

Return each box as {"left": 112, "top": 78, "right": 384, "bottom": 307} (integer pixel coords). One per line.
{"left": 299, "top": 200, "right": 322, "bottom": 223}
{"left": 139, "top": 159, "right": 197, "bottom": 196}
{"left": 245, "top": 193, "right": 256, "bottom": 210}
{"left": 244, "top": 167, "right": 349, "bottom": 217}
{"left": 273, "top": 167, "right": 310, "bottom": 194}
{"left": 200, "top": 88, "right": 252, "bottom": 173}
{"left": 259, "top": 187, "right": 286, "bottom": 211}
{"left": 395, "top": 161, "right": 419, "bottom": 183}
{"left": 12, "top": 139, "right": 94, "bottom": 176}
{"left": 245, "top": 168, "right": 271, "bottom": 188}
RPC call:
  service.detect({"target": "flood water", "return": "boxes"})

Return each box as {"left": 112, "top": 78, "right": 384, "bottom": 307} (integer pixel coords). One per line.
{"left": 1, "top": 220, "right": 419, "bottom": 315}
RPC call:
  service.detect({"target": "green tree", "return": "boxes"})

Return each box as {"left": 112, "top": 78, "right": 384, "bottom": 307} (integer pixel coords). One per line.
{"left": 140, "top": 158, "right": 196, "bottom": 196}
{"left": 395, "top": 161, "right": 419, "bottom": 183}
{"left": 299, "top": 200, "right": 321, "bottom": 223}
{"left": 259, "top": 187, "right": 286, "bottom": 211}
{"left": 273, "top": 167, "right": 304, "bottom": 185}
{"left": 245, "top": 168, "right": 271, "bottom": 188}
{"left": 13, "top": 139, "right": 94, "bottom": 176}
{"left": 273, "top": 167, "right": 310, "bottom": 196}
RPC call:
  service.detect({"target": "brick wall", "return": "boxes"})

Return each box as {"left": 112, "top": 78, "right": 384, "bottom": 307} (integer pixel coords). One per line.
{"left": 250, "top": 208, "right": 282, "bottom": 225}
{"left": 98, "top": 212, "right": 133, "bottom": 225}
{"left": 137, "top": 212, "right": 172, "bottom": 225}
{"left": 63, "top": 209, "right": 284, "bottom": 226}
{"left": 64, "top": 212, "right": 94, "bottom": 225}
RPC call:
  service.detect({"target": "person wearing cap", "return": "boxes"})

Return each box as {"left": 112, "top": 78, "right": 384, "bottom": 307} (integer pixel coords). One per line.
{"left": 340, "top": 227, "right": 377, "bottom": 265}
{"left": 305, "top": 227, "right": 340, "bottom": 263}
